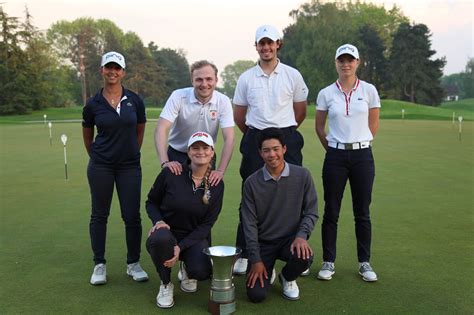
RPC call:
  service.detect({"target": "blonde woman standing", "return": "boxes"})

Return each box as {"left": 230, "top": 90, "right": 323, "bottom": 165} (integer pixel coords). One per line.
{"left": 315, "top": 44, "right": 380, "bottom": 282}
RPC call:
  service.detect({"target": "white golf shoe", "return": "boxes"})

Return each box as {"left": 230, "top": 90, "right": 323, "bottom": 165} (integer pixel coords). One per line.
{"left": 359, "top": 262, "right": 378, "bottom": 282}
{"left": 90, "top": 263, "right": 107, "bottom": 285}
{"left": 156, "top": 282, "right": 174, "bottom": 308}
{"left": 233, "top": 258, "right": 248, "bottom": 275}
{"left": 317, "top": 261, "right": 335, "bottom": 280}
{"left": 178, "top": 262, "right": 197, "bottom": 292}
{"left": 270, "top": 268, "right": 276, "bottom": 284}
{"left": 126, "top": 262, "right": 149, "bottom": 282}
{"left": 278, "top": 273, "right": 300, "bottom": 301}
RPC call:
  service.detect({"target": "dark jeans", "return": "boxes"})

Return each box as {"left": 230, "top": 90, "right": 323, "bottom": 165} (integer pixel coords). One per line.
{"left": 246, "top": 236, "right": 313, "bottom": 303}
{"left": 146, "top": 228, "right": 212, "bottom": 284}
{"left": 87, "top": 160, "right": 142, "bottom": 265}
{"left": 321, "top": 147, "right": 375, "bottom": 263}
{"left": 236, "top": 127, "right": 304, "bottom": 256}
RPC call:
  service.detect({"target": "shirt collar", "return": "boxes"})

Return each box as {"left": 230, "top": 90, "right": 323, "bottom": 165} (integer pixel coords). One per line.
{"left": 335, "top": 78, "right": 360, "bottom": 92}
{"left": 256, "top": 59, "right": 281, "bottom": 77}
{"left": 96, "top": 86, "right": 128, "bottom": 103}
{"left": 189, "top": 88, "right": 216, "bottom": 105}
{"left": 262, "top": 161, "right": 290, "bottom": 181}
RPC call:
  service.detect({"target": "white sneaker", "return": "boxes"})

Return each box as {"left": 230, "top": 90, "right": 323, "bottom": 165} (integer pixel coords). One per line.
{"left": 126, "top": 262, "right": 149, "bottom": 282}
{"left": 156, "top": 282, "right": 174, "bottom": 308}
{"left": 270, "top": 268, "right": 276, "bottom": 285}
{"left": 301, "top": 268, "right": 310, "bottom": 276}
{"left": 178, "top": 262, "right": 197, "bottom": 292}
{"left": 278, "top": 273, "right": 300, "bottom": 301}
{"left": 359, "top": 262, "right": 378, "bottom": 282}
{"left": 233, "top": 258, "right": 248, "bottom": 275}
{"left": 317, "top": 262, "right": 335, "bottom": 280}
{"left": 90, "top": 263, "right": 107, "bottom": 285}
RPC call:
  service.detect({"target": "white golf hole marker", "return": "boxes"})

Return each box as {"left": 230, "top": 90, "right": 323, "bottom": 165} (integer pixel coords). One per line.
{"left": 401, "top": 109, "right": 405, "bottom": 119}
{"left": 458, "top": 116, "right": 463, "bottom": 142}
{"left": 43, "top": 114, "right": 47, "bottom": 128}
{"left": 48, "top": 122, "right": 52, "bottom": 146}
{"left": 61, "top": 134, "right": 68, "bottom": 180}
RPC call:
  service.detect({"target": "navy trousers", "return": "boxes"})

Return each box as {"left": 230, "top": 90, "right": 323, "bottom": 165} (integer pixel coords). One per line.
{"left": 146, "top": 228, "right": 212, "bottom": 284}
{"left": 88, "top": 160, "right": 142, "bottom": 265}
{"left": 321, "top": 147, "right": 375, "bottom": 263}
{"left": 246, "top": 236, "right": 313, "bottom": 303}
{"left": 236, "top": 127, "right": 304, "bottom": 256}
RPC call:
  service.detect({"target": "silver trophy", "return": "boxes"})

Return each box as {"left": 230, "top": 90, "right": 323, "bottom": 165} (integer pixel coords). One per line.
{"left": 203, "top": 246, "right": 242, "bottom": 314}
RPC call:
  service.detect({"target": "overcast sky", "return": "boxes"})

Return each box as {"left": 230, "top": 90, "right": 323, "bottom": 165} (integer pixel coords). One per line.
{"left": 3, "top": 0, "right": 473, "bottom": 77}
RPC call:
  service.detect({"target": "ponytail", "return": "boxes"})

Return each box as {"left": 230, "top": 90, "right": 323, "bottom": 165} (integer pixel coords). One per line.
{"left": 202, "top": 163, "right": 212, "bottom": 205}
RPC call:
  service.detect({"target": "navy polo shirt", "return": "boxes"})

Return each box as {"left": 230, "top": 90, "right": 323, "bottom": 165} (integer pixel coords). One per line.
{"left": 82, "top": 87, "right": 146, "bottom": 165}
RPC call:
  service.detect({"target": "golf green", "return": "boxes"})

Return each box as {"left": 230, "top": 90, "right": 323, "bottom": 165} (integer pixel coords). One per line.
{"left": 0, "top": 118, "right": 472, "bottom": 314}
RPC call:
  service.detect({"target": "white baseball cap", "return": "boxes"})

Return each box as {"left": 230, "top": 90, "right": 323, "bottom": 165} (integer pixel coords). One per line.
{"left": 255, "top": 25, "right": 281, "bottom": 43}
{"left": 335, "top": 44, "right": 359, "bottom": 60}
{"left": 187, "top": 131, "right": 214, "bottom": 148}
{"left": 101, "top": 51, "right": 126, "bottom": 68}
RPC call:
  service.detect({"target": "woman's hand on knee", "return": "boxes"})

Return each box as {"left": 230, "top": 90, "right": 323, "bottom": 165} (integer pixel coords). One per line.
{"left": 163, "top": 245, "right": 180, "bottom": 268}
{"left": 148, "top": 220, "right": 170, "bottom": 237}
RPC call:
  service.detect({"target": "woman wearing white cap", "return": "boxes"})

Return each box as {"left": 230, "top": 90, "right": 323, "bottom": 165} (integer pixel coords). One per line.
{"left": 145, "top": 131, "right": 224, "bottom": 308}
{"left": 315, "top": 44, "right": 380, "bottom": 282}
{"left": 83, "top": 51, "right": 148, "bottom": 285}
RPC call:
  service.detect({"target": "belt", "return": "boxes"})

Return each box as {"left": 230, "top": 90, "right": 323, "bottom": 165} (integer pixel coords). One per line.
{"left": 328, "top": 141, "right": 371, "bottom": 150}
{"left": 247, "top": 126, "right": 296, "bottom": 133}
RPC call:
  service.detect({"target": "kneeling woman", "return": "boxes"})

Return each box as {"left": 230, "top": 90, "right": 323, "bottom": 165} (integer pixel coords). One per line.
{"left": 145, "top": 132, "right": 224, "bottom": 308}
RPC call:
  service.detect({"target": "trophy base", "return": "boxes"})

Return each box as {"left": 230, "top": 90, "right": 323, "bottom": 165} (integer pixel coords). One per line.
{"left": 208, "top": 299, "right": 236, "bottom": 315}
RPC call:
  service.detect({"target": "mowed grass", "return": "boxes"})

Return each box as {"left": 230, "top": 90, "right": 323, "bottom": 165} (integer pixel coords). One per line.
{"left": 0, "top": 98, "right": 472, "bottom": 124}
{"left": 1, "top": 115, "right": 473, "bottom": 313}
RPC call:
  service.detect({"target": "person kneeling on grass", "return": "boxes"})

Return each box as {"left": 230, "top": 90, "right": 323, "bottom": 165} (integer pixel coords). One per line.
{"left": 241, "top": 128, "right": 318, "bottom": 302}
{"left": 145, "top": 132, "right": 224, "bottom": 308}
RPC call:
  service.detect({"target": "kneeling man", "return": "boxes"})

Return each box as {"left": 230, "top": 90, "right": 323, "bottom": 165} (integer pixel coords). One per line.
{"left": 241, "top": 128, "right": 318, "bottom": 302}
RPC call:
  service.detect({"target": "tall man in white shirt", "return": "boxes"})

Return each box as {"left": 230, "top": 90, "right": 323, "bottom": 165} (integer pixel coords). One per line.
{"left": 233, "top": 25, "right": 309, "bottom": 273}
{"left": 155, "top": 60, "right": 235, "bottom": 186}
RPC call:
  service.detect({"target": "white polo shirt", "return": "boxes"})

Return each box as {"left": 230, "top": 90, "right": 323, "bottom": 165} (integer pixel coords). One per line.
{"left": 160, "top": 87, "right": 234, "bottom": 152}
{"left": 316, "top": 79, "right": 380, "bottom": 143}
{"left": 233, "top": 60, "right": 309, "bottom": 129}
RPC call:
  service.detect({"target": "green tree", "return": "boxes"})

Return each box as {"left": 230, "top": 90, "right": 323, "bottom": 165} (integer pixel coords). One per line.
{"left": 122, "top": 32, "right": 161, "bottom": 99}
{"left": 442, "top": 73, "right": 463, "bottom": 98}
{"left": 221, "top": 60, "right": 255, "bottom": 98}
{"left": 0, "top": 5, "right": 29, "bottom": 114}
{"left": 357, "top": 25, "right": 388, "bottom": 96}
{"left": 0, "top": 5, "right": 74, "bottom": 114}
{"left": 280, "top": 0, "right": 407, "bottom": 101}
{"left": 462, "top": 58, "right": 474, "bottom": 98}
{"left": 48, "top": 18, "right": 103, "bottom": 105}
{"left": 148, "top": 42, "right": 189, "bottom": 105}
{"left": 389, "top": 23, "right": 445, "bottom": 105}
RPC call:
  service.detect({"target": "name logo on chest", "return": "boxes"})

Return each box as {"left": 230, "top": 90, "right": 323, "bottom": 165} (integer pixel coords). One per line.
{"left": 209, "top": 110, "right": 217, "bottom": 120}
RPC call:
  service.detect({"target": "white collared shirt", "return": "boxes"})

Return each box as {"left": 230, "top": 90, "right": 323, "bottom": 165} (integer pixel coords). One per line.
{"left": 160, "top": 87, "right": 234, "bottom": 152}
{"left": 233, "top": 60, "right": 309, "bottom": 129}
{"left": 316, "top": 79, "right": 380, "bottom": 143}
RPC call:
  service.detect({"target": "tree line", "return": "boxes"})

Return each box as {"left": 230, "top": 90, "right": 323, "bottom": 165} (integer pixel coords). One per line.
{"left": 221, "top": 1, "right": 472, "bottom": 106}
{"left": 0, "top": 6, "right": 189, "bottom": 115}
{"left": 1, "top": 2, "right": 472, "bottom": 115}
